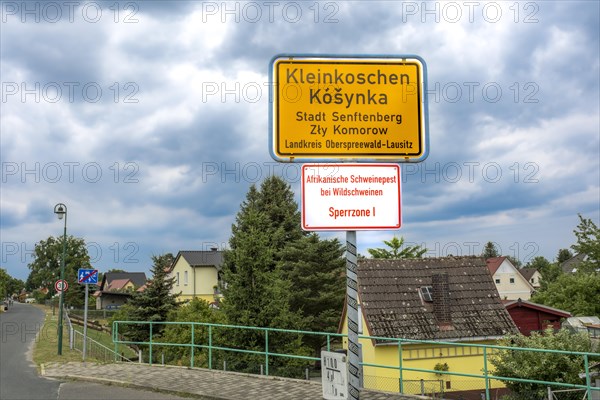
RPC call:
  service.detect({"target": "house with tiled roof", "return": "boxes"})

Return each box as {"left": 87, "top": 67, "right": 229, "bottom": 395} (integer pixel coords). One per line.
{"left": 487, "top": 256, "right": 535, "bottom": 300}
{"left": 105, "top": 278, "right": 134, "bottom": 291}
{"left": 518, "top": 268, "right": 542, "bottom": 289}
{"left": 339, "top": 256, "right": 518, "bottom": 395}
{"left": 560, "top": 253, "right": 588, "bottom": 274}
{"left": 167, "top": 249, "right": 224, "bottom": 304}
{"left": 94, "top": 272, "right": 147, "bottom": 310}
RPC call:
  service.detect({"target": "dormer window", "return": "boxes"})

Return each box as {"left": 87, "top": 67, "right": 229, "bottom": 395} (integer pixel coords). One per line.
{"left": 420, "top": 286, "right": 433, "bottom": 302}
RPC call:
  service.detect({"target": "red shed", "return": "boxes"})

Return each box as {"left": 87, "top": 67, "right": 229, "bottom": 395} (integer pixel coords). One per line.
{"left": 504, "top": 299, "right": 572, "bottom": 336}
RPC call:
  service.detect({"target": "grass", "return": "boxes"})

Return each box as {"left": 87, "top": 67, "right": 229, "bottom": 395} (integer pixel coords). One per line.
{"left": 32, "top": 305, "right": 136, "bottom": 366}
{"left": 32, "top": 305, "right": 85, "bottom": 366}
{"left": 71, "top": 324, "right": 137, "bottom": 360}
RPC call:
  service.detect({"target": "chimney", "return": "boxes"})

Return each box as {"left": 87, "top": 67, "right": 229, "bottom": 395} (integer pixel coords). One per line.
{"left": 432, "top": 273, "right": 452, "bottom": 326}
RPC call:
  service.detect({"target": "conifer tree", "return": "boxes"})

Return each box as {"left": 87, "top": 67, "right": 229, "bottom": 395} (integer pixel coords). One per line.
{"left": 280, "top": 234, "right": 345, "bottom": 356}
{"left": 222, "top": 176, "right": 306, "bottom": 326}
{"left": 220, "top": 176, "right": 309, "bottom": 376}
{"left": 482, "top": 241, "right": 500, "bottom": 259}
{"left": 117, "top": 253, "right": 179, "bottom": 344}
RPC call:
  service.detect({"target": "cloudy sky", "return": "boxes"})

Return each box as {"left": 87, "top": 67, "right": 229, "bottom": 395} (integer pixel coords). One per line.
{"left": 1, "top": 1, "right": 599, "bottom": 281}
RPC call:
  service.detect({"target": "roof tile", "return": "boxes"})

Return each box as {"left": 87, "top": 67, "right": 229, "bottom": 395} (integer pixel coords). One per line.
{"left": 358, "top": 256, "right": 518, "bottom": 343}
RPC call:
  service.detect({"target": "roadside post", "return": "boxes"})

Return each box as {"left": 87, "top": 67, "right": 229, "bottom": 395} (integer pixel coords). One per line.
{"left": 78, "top": 268, "right": 99, "bottom": 361}
{"left": 269, "top": 54, "right": 429, "bottom": 400}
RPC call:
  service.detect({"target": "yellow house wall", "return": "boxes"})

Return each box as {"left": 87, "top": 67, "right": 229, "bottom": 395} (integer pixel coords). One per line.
{"left": 170, "top": 256, "right": 191, "bottom": 298}
{"left": 340, "top": 310, "right": 505, "bottom": 394}
{"left": 175, "top": 294, "right": 215, "bottom": 303}
{"left": 169, "top": 257, "right": 218, "bottom": 302}
{"left": 194, "top": 266, "right": 218, "bottom": 296}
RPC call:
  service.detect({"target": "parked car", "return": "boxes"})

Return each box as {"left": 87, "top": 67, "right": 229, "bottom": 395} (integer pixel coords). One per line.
{"left": 25, "top": 298, "right": 36, "bottom": 304}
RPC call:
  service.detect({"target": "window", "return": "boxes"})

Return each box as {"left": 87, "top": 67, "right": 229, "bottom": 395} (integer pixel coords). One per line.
{"left": 176, "top": 272, "right": 180, "bottom": 286}
{"left": 184, "top": 270, "right": 188, "bottom": 285}
{"left": 530, "top": 278, "right": 535, "bottom": 284}
{"left": 509, "top": 277, "right": 515, "bottom": 284}
{"left": 420, "top": 286, "right": 433, "bottom": 302}
{"left": 495, "top": 278, "right": 501, "bottom": 284}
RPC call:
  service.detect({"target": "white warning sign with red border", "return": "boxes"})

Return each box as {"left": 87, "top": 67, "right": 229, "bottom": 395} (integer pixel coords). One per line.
{"left": 301, "top": 163, "right": 401, "bottom": 231}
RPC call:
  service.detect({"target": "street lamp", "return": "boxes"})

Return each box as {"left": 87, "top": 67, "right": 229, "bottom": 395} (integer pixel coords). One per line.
{"left": 54, "top": 203, "right": 67, "bottom": 355}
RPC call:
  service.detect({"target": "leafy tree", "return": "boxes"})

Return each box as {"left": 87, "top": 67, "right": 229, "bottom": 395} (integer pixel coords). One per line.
{"left": 0, "top": 268, "right": 10, "bottom": 299}
{"left": 490, "top": 328, "right": 596, "bottom": 399}
{"left": 26, "top": 235, "right": 91, "bottom": 307}
{"left": 116, "top": 253, "right": 179, "bottom": 344}
{"left": 571, "top": 214, "right": 600, "bottom": 273}
{"left": 159, "top": 298, "right": 226, "bottom": 367}
{"left": 0, "top": 269, "right": 22, "bottom": 299}
{"left": 506, "top": 255, "right": 522, "bottom": 268}
{"left": 31, "top": 289, "right": 49, "bottom": 304}
{"left": 531, "top": 273, "right": 600, "bottom": 316}
{"left": 524, "top": 256, "right": 550, "bottom": 272}
{"left": 524, "top": 256, "right": 561, "bottom": 289}
{"left": 539, "top": 266, "right": 562, "bottom": 291}
{"left": 280, "top": 234, "right": 346, "bottom": 356}
{"left": 220, "top": 176, "right": 310, "bottom": 376}
{"left": 556, "top": 248, "right": 573, "bottom": 264}
{"left": 481, "top": 241, "right": 500, "bottom": 259}
{"left": 367, "top": 236, "right": 426, "bottom": 259}
{"left": 8, "top": 276, "right": 25, "bottom": 297}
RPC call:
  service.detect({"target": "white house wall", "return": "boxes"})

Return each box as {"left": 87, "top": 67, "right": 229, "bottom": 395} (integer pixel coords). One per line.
{"left": 493, "top": 259, "right": 534, "bottom": 300}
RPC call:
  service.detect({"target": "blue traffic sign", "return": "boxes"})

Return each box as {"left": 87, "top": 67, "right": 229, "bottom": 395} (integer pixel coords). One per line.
{"left": 78, "top": 268, "right": 98, "bottom": 284}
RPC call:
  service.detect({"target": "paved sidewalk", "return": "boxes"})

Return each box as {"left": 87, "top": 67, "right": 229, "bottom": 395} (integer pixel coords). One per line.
{"left": 42, "top": 362, "right": 424, "bottom": 400}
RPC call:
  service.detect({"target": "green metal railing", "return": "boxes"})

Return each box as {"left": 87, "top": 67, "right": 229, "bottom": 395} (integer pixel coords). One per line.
{"left": 112, "top": 320, "right": 600, "bottom": 400}
{"left": 113, "top": 321, "right": 327, "bottom": 371}
{"left": 365, "top": 334, "right": 599, "bottom": 399}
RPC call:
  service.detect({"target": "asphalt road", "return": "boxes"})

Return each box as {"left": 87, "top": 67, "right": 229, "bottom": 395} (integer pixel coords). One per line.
{"left": 0, "top": 303, "right": 188, "bottom": 400}
{"left": 0, "top": 302, "right": 61, "bottom": 399}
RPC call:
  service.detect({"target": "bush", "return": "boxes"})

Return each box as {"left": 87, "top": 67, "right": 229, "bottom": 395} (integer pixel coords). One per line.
{"left": 490, "top": 328, "right": 597, "bottom": 399}
{"left": 158, "top": 298, "right": 226, "bottom": 367}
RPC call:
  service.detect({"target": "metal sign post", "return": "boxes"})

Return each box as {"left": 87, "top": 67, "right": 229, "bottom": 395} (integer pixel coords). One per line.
{"left": 268, "top": 54, "right": 428, "bottom": 399}
{"left": 83, "top": 283, "right": 89, "bottom": 361}
{"left": 78, "top": 268, "right": 98, "bottom": 362}
{"left": 346, "top": 231, "right": 360, "bottom": 400}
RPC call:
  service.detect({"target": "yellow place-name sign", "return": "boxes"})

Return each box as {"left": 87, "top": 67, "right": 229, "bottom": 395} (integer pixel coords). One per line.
{"left": 269, "top": 55, "right": 429, "bottom": 162}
